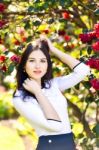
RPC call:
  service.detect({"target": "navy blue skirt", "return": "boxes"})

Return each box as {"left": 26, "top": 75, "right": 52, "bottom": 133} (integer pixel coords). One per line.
{"left": 36, "top": 132, "right": 76, "bottom": 150}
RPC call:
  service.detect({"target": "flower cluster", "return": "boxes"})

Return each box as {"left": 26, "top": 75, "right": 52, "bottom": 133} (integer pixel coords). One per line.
{"left": 0, "top": 20, "right": 7, "bottom": 28}
{"left": 0, "top": 54, "right": 20, "bottom": 73}
{"left": 10, "top": 55, "right": 21, "bottom": 63}
{"left": 79, "top": 31, "right": 96, "bottom": 43}
{"left": 58, "top": 29, "right": 71, "bottom": 42}
{"left": 0, "top": 3, "right": 7, "bottom": 28}
{"left": 0, "top": 55, "right": 6, "bottom": 72}
{"left": 0, "top": 3, "right": 6, "bottom": 12}
{"left": 90, "top": 79, "right": 99, "bottom": 90}
{"left": 86, "top": 58, "right": 99, "bottom": 70}
{"left": 79, "top": 23, "right": 99, "bottom": 90}
{"left": 92, "top": 41, "right": 99, "bottom": 52}
{"left": 79, "top": 23, "right": 99, "bottom": 52}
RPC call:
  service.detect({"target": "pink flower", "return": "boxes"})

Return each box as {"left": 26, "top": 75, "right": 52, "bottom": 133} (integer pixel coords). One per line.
{"left": 10, "top": 55, "right": 20, "bottom": 63}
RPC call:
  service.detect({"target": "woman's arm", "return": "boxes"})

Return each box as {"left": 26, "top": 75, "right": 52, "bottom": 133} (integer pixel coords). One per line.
{"left": 50, "top": 46, "right": 81, "bottom": 69}
{"left": 40, "top": 35, "right": 91, "bottom": 91}
{"left": 12, "top": 90, "right": 63, "bottom": 132}
{"left": 40, "top": 35, "right": 80, "bottom": 69}
{"left": 23, "top": 78, "right": 62, "bottom": 122}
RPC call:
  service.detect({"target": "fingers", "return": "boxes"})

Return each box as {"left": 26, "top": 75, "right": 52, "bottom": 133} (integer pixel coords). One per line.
{"left": 40, "top": 34, "right": 48, "bottom": 41}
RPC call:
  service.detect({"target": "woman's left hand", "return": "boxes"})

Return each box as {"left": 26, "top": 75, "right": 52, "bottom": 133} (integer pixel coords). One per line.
{"left": 40, "top": 34, "right": 54, "bottom": 53}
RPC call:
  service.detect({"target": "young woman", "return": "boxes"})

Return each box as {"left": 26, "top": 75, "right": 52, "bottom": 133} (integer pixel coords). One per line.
{"left": 12, "top": 35, "right": 90, "bottom": 150}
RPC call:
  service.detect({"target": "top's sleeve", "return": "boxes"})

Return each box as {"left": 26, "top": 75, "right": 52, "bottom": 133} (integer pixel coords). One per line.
{"left": 12, "top": 90, "right": 63, "bottom": 132}
{"left": 53, "top": 62, "right": 91, "bottom": 92}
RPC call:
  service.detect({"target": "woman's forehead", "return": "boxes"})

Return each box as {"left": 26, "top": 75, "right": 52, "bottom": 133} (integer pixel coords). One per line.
{"left": 28, "top": 50, "right": 46, "bottom": 59}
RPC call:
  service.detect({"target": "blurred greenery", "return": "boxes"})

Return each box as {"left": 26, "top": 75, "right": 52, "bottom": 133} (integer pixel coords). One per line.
{"left": 0, "top": 0, "right": 99, "bottom": 149}
{"left": 0, "top": 125, "right": 25, "bottom": 150}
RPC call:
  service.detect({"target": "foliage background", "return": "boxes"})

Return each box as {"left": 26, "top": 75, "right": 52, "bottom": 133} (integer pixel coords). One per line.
{"left": 0, "top": 0, "right": 99, "bottom": 150}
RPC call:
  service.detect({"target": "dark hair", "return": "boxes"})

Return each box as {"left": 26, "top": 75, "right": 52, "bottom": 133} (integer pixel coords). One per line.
{"left": 14, "top": 39, "right": 53, "bottom": 101}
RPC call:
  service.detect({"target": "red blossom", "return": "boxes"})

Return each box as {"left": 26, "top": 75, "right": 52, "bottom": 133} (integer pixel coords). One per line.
{"left": 64, "top": 35, "right": 71, "bottom": 42}
{"left": 90, "top": 78, "right": 99, "bottom": 90}
{"left": 10, "top": 55, "right": 20, "bottom": 63}
{"left": 89, "top": 31, "right": 96, "bottom": 39}
{"left": 58, "top": 30, "right": 66, "bottom": 36}
{"left": 22, "top": 37, "right": 27, "bottom": 42}
{"left": 79, "top": 33, "right": 91, "bottom": 43}
{"left": 62, "top": 11, "right": 70, "bottom": 19}
{"left": 14, "top": 40, "right": 21, "bottom": 45}
{"left": 94, "top": 23, "right": 99, "bottom": 38}
{"left": 0, "top": 20, "right": 7, "bottom": 28}
{"left": 1, "top": 65, "right": 7, "bottom": 72}
{"left": 0, "top": 55, "right": 6, "bottom": 62}
{"left": 92, "top": 41, "right": 99, "bottom": 52}
{"left": 70, "top": 44, "right": 75, "bottom": 48}
{"left": 42, "top": 29, "right": 49, "bottom": 34}
{"left": 0, "top": 3, "right": 6, "bottom": 12}
{"left": 94, "top": 23, "right": 99, "bottom": 33}
{"left": 86, "top": 58, "right": 99, "bottom": 70}
{"left": 0, "top": 38, "right": 4, "bottom": 44}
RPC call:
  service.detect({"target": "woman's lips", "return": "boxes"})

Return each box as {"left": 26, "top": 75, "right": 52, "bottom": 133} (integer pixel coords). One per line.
{"left": 33, "top": 71, "right": 42, "bottom": 74}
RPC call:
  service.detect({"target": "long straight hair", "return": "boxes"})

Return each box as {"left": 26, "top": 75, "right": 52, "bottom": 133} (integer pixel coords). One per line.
{"left": 14, "top": 39, "right": 53, "bottom": 101}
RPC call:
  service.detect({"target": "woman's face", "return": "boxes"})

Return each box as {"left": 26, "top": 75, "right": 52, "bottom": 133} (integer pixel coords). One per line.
{"left": 24, "top": 50, "right": 48, "bottom": 82}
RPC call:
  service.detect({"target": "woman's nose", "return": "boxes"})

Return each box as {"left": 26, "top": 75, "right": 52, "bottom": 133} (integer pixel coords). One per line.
{"left": 35, "top": 63, "right": 40, "bottom": 68}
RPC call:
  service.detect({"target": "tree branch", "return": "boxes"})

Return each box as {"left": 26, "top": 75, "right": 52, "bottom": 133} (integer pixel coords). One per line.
{"left": 66, "top": 98, "right": 94, "bottom": 138}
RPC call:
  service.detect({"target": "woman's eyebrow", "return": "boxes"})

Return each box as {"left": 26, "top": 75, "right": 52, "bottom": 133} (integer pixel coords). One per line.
{"left": 28, "top": 57, "right": 47, "bottom": 59}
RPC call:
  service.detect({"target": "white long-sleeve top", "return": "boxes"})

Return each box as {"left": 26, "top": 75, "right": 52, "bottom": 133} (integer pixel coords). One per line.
{"left": 12, "top": 62, "right": 91, "bottom": 137}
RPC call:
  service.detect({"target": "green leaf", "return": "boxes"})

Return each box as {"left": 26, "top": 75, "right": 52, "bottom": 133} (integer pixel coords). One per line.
{"left": 75, "top": 83, "right": 80, "bottom": 90}
{"left": 59, "top": 0, "right": 73, "bottom": 7}
{"left": 59, "top": 18, "right": 67, "bottom": 23}
{"left": 94, "top": 9, "right": 99, "bottom": 16}
{"left": 96, "top": 138, "right": 99, "bottom": 147}
{"left": 87, "top": 46, "right": 92, "bottom": 55}
{"left": 47, "top": 18, "right": 55, "bottom": 24}
{"left": 24, "top": 21, "right": 30, "bottom": 29}
{"left": 8, "top": 63, "right": 15, "bottom": 74}
{"left": 33, "top": 20, "right": 41, "bottom": 26}
{"left": 83, "top": 81, "right": 91, "bottom": 89}
{"left": 85, "top": 96, "right": 94, "bottom": 103}
{"left": 93, "top": 124, "right": 99, "bottom": 138}
{"left": 28, "top": 6, "right": 34, "bottom": 12}
{"left": 26, "top": 36, "right": 33, "bottom": 43}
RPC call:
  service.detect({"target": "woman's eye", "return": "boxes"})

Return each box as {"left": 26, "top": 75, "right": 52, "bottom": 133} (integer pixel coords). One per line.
{"left": 29, "top": 60, "right": 35, "bottom": 62}
{"left": 29, "top": 60, "right": 46, "bottom": 63}
{"left": 41, "top": 60, "right": 46, "bottom": 63}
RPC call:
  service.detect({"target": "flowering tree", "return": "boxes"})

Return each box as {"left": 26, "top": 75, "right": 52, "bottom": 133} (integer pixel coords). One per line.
{"left": 0, "top": 0, "right": 99, "bottom": 149}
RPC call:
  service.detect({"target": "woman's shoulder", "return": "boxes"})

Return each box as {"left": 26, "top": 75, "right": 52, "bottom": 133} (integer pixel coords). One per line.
{"left": 13, "top": 89, "right": 24, "bottom": 97}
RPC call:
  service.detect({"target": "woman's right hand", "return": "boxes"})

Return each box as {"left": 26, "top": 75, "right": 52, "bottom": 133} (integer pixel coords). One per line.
{"left": 22, "top": 78, "right": 42, "bottom": 95}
